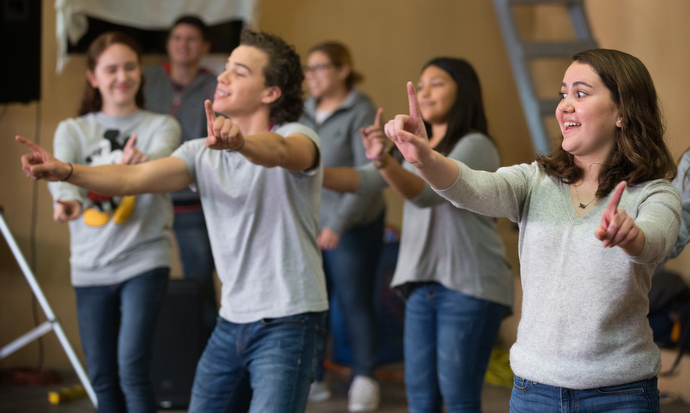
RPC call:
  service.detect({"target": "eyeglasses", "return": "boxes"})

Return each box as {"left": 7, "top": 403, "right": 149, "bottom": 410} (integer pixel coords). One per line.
{"left": 303, "top": 63, "right": 334, "bottom": 73}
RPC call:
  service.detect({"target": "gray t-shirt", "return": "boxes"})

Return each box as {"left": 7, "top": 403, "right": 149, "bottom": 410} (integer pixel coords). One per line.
{"left": 49, "top": 110, "right": 181, "bottom": 286}
{"left": 171, "top": 123, "right": 329, "bottom": 323}
{"left": 437, "top": 160, "right": 681, "bottom": 389}
{"left": 355, "top": 133, "right": 514, "bottom": 308}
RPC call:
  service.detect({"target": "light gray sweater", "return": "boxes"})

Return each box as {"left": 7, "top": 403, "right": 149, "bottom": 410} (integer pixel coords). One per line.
{"left": 49, "top": 110, "right": 180, "bottom": 286}
{"left": 436, "top": 160, "right": 681, "bottom": 389}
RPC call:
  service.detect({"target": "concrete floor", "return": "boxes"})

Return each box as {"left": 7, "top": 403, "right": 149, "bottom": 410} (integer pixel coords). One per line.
{"left": 1, "top": 376, "right": 688, "bottom": 413}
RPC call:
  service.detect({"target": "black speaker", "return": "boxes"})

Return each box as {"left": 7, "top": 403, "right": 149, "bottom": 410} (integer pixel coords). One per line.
{"left": 151, "top": 279, "right": 210, "bottom": 409}
{"left": 0, "top": 0, "right": 41, "bottom": 104}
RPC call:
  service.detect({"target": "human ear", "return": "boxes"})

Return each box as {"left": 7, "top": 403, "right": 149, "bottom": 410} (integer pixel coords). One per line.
{"left": 261, "top": 86, "right": 282, "bottom": 105}
{"left": 337, "top": 64, "right": 351, "bottom": 82}
{"left": 86, "top": 71, "right": 98, "bottom": 88}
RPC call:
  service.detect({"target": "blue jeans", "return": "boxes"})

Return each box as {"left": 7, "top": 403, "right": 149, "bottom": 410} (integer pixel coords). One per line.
{"left": 189, "top": 311, "right": 327, "bottom": 413}
{"left": 509, "top": 375, "right": 661, "bottom": 413}
{"left": 404, "top": 283, "right": 504, "bottom": 413}
{"left": 173, "top": 208, "right": 217, "bottom": 338}
{"left": 75, "top": 267, "right": 169, "bottom": 413}
{"left": 318, "top": 214, "right": 384, "bottom": 380}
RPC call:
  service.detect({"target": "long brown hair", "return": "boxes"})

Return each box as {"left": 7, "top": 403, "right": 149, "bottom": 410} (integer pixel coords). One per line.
{"left": 308, "top": 42, "right": 363, "bottom": 90}
{"left": 537, "top": 49, "right": 676, "bottom": 197}
{"left": 78, "top": 32, "right": 145, "bottom": 116}
{"left": 421, "top": 58, "right": 491, "bottom": 156}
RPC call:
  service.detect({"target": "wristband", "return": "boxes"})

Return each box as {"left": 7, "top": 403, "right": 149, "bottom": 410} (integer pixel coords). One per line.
{"left": 61, "top": 163, "right": 74, "bottom": 182}
{"left": 375, "top": 153, "right": 391, "bottom": 169}
{"left": 365, "top": 151, "right": 386, "bottom": 162}
{"left": 226, "top": 137, "right": 245, "bottom": 153}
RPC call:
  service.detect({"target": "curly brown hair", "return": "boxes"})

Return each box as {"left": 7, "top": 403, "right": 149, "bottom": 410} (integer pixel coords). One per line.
{"left": 79, "top": 32, "right": 145, "bottom": 116}
{"left": 536, "top": 49, "right": 676, "bottom": 197}
{"left": 240, "top": 30, "right": 304, "bottom": 124}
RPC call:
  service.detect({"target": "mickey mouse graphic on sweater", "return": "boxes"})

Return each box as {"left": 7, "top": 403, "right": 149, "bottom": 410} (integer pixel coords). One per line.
{"left": 82, "top": 129, "right": 137, "bottom": 227}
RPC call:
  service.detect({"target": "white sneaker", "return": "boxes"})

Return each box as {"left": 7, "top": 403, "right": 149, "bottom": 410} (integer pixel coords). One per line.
{"left": 348, "top": 375, "right": 380, "bottom": 412}
{"left": 308, "top": 380, "right": 332, "bottom": 402}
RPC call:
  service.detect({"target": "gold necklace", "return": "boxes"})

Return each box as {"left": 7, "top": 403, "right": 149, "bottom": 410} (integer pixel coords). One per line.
{"left": 574, "top": 185, "right": 596, "bottom": 209}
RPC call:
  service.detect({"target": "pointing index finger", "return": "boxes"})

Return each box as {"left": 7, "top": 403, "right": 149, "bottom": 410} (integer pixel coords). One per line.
{"left": 606, "top": 181, "right": 627, "bottom": 213}
{"left": 16, "top": 135, "right": 41, "bottom": 152}
{"left": 124, "top": 134, "right": 137, "bottom": 150}
{"left": 406, "top": 82, "right": 421, "bottom": 120}
{"left": 205, "top": 100, "right": 216, "bottom": 137}
{"left": 373, "top": 108, "right": 383, "bottom": 128}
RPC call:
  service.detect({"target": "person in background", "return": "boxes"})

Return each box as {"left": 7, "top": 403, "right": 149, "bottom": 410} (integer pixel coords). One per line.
{"left": 30, "top": 31, "right": 181, "bottom": 412}
{"left": 384, "top": 49, "right": 679, "bottom": 413}
{"left": 299, "top": 41, "right": 385, "bottom": 412}
{"left": 664, "top": 148, "right": 690, "bottom": 261}
{"left": 323, "top": 57, "right": 513, "bottom": 413}
{"left": 144, "top": 15, "right": 218, "bottom": 337}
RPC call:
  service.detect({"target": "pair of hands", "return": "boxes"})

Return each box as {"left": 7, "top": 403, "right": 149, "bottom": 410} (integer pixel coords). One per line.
{"left": 383, "top": 82, "right": 642, "bottom": 252}
{"left": 18, "top": 133, "right": 148, "bottom": 223}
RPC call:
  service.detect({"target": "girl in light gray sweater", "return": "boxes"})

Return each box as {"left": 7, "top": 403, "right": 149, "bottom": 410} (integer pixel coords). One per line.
{"left": 385, "top": 49, "right": 680, "bottom": 413}
{"left": 324, "top": 58, "right": 513, "bottom": 413}
{"left": 47, "top": 33, "right": 180, "bottom": 412}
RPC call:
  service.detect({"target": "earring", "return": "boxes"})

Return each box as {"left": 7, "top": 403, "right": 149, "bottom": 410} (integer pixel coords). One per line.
{"left": 617, "top": 120, "right": 621, "bottom": 124}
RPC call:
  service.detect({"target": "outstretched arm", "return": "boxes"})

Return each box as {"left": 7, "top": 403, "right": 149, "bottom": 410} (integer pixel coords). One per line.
{"left": 384, "top": 82, "right": 460, "bottom": 190}
{"left": 203, "top": 100, "right": 318, "bottom": 171}
{"left": 17, "top": 136, "right": 193, "bottom": 196}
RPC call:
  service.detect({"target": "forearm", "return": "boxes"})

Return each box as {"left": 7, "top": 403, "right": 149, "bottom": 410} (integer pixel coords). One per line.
{"left": 415, "top": 151, "right": 461, "bottom": 190}
{"left": 378, "top": 158, "right": 425, "bottom": 200}
{"left": 238, "top": 132, "right": 297, "bottom": 169}
{"left": 323, "top": 167, "right": 360, "bottom": 193}
{"left": 66, "top": 157, "right": 191, "bottom": 196}
{"left": 66, "top": 163, "right": 148, "bottom": 196}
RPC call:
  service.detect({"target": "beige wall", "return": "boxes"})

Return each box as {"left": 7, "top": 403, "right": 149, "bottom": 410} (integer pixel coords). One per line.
{"left": 1, "top": 1, "right": 689, "bottom": 391}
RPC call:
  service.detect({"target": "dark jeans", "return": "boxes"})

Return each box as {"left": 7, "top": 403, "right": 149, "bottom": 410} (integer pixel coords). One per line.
{"left": 404, "top": 283, "right": 504, "bottom": 413}
{"left": 75, "top": 267, "right": 169, "bottom": 413}
{"left": 173, "top": 208, "right": 217, "bottom": 338}
{"left": 317, "top": 214, "right": 384, "bottom": 380}
{"left": 189, "top": 312, "right": 327, "bottom": 413}
{"left": 509, "top": 375, "right": 661, "bottom": 413}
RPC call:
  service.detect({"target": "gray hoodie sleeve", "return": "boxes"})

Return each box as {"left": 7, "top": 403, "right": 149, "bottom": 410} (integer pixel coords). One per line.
{"left": 410, "top": 133, "right": 501, "bottom": 208}
{"left": 324, "top": 101, "right": 382, "bottom": 234}
{"left": 663, "top": 149, "right": 690, "bottom": 262}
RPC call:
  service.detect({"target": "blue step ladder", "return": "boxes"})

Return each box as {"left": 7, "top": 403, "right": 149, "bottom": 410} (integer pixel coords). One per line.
{"left": 492, "top": 0, "right": 598, "bottom": 154}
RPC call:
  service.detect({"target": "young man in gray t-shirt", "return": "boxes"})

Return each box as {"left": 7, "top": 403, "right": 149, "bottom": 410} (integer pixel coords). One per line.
{"left": 18, "top": 30, "right": 328, "bottom": 413}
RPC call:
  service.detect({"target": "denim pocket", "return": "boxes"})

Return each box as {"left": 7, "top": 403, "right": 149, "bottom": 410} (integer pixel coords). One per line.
{"left": 513, "top": 375, "right": 531, "bottom": 392}
{"left": 595, "top": 380, "right": 646, "bottom": 395}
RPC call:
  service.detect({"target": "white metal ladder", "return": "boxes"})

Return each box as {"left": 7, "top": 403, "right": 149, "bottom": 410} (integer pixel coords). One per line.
{"left": 492, "top": 0, "right": 598, "bottom": 154}
{"left": 0, "top": 209, "right": 97, "bottom": 407}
